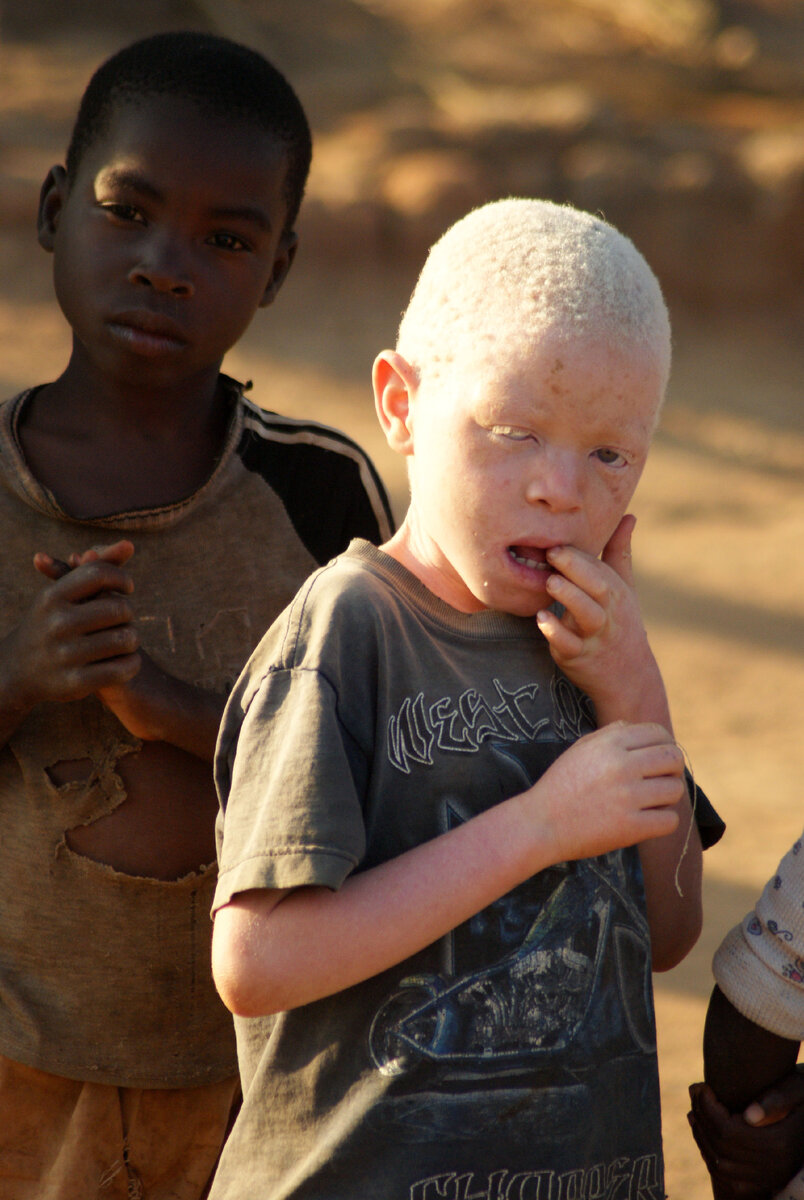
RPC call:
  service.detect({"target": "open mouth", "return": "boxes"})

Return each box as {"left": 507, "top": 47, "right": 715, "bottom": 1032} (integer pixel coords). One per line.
{"left": 508, "top": 545, "right": 552, "bottom": 571}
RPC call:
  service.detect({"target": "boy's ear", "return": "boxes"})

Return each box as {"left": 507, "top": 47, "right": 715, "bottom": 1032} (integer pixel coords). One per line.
{"left": 373, "top": 350, "right": 418, "bottom": 457}
{"left": 37, "top": 166, "right": 69, "bottom": 252}
{"left": 258, "top": 230, "right": 298, "bottom": 308}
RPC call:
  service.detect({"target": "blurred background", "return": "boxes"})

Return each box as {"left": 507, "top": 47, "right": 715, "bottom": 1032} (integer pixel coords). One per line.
{"left": 1, "top": 1, "right": 802, "bottom": 1193}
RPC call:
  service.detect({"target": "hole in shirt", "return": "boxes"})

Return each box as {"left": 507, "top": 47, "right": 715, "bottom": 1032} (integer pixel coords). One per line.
{"left": 46, "top": 758, "right": 94, "bottom": 787}
{"left": 64, "top": 742, "right": 218, "bottom": 881}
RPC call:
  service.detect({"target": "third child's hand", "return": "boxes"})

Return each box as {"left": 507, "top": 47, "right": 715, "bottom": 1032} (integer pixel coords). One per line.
{"left": 689, "top": 1080, "right": 804, "bottom": 1200}
{"left": 532, "top": 721, "right": 683, "bottom": 863}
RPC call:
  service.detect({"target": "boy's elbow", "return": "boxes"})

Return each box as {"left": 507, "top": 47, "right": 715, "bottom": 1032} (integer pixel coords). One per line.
{"left": 651, "top": 901, "right": 703, "bottom": 973}
{"left": 211, "top": 899, "right": 288, "bottom": 1018}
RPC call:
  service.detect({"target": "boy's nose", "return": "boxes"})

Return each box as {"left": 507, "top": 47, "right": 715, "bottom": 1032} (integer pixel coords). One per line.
{"left": 524, "top": 451, "right": 583, "bottom": 511}
{"left": 128, "top": 241, "right": 194, "bottom": 297}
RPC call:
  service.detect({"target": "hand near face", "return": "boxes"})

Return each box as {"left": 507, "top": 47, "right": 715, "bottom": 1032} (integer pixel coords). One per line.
{"left": 535, "top": 515, "right": 670, "bottom": 728}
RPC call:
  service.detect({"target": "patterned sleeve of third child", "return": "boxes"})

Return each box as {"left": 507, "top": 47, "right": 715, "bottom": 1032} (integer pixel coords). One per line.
{"left": 713, "top": 830, "right": 804, "bottom": 1042}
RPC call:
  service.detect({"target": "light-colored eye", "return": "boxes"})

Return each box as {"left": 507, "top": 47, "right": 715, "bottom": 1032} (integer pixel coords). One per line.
{"left": 491, "top": 425, "right": 532, "bottom": 442}
{"left": 594, "top": 447, "right": 627, "bottom": 467}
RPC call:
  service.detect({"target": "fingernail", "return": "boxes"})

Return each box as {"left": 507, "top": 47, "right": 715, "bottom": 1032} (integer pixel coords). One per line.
{"left": 743, "top": 1102, "right": 764, "bottom": 1125}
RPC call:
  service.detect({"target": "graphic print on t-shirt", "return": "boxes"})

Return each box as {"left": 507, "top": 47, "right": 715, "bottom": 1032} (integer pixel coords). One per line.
{"left": 368, "top": 671, "right": 662, "bottom": 1190}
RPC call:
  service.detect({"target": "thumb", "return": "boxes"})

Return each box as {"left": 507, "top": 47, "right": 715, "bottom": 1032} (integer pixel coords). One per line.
{"left": 744, "top": 1067, "right": 804, "bottom": 1127}
{"left": 602, "top": 514, "right": 636, "bottom": 587}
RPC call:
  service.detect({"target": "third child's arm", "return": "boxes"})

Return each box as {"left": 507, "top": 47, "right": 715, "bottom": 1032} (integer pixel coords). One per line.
{"left": 213, "top": 721, "right": 683, "bottom": 1018}
{"left": 535, "top": 514, "right": 702, "bottom": 969}
{"left": 688, "top": 986, "right": 804, "bottom": 1200}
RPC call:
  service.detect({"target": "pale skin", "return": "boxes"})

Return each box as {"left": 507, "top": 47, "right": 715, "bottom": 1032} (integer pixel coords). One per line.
{"left": 213, "top": 334, "right": 702, "bottom": 1018}
{"left": 536, "top": 519, "right": 702, "bottom": 971}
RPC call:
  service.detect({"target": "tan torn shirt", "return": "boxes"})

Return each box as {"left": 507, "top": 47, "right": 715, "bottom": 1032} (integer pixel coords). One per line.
{"left": 0, "top": 380, "right": 392, "bottom": 1087}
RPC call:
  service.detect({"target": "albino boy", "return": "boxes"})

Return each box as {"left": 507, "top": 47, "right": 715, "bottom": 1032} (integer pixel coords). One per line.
{"left": 210, "top": 199, "right": 722, "bottom": 1198}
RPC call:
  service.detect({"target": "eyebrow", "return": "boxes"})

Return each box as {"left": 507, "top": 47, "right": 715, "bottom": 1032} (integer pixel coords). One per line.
{"left": 94, "top": 167, "right": 274, "bottom": 232}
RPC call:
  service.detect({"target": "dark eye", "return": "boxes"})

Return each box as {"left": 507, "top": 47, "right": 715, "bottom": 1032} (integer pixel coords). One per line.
{"left": 209, "top": 232, "right": 249, "bottom": 252}
{"left": 101, "top": 203, "right": 145, "bottom": 224}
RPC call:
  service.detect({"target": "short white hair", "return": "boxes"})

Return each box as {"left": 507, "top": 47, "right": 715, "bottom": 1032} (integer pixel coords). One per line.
{"left": 397, "top": 197, "right": 671, "bottom": 396}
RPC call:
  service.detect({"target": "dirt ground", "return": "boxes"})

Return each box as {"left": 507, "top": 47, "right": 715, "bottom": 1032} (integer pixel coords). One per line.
{"left": 0, "top": 3, "right": 802, "bottom": 1195}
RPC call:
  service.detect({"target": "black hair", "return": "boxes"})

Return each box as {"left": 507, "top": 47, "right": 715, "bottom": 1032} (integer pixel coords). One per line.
{"left": 65, "top": 31, "right": 312, "bottom": 231}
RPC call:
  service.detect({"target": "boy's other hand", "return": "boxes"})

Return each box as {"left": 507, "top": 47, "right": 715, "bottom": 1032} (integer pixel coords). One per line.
{"left": 688, "top": 1078, "right": 804, "bottom": 1200}
{"left": 0, "top": 555, "right": 140, "bottom": 716}
{"left": 32, "top": 540, "right": 222, "bottom": 757}
{"left": 33, "top": 538, "right": 135, "bottom": 580}
{"left": 533, "top": 721, "right": 683, "bottom": 864}
{"left": 536, "top": 516, "right": 669, "bottom": 727}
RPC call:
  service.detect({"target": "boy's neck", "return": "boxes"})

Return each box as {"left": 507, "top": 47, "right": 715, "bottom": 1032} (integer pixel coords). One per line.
{"left": 17, "top": 354, "right": 235, "bottom": 518}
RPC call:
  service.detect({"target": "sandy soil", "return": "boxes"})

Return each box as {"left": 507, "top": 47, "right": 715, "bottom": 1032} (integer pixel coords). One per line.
{"left": 0, "top": 3, "right": 802, "bottom": 1195}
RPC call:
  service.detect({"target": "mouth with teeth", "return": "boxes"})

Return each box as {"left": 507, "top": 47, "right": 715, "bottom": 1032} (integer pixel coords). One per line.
{"left": 507, "top": 546, "right": 553, "bottom": 571}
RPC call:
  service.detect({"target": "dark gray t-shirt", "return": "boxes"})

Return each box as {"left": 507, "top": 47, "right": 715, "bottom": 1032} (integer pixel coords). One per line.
{"left": 212, "top": 540, "right": 666, "bottom": 1199}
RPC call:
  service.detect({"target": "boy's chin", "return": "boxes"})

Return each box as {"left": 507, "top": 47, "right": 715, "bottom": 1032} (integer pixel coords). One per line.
{"left": 470, "top": 583, "right": 551, "bottom": 619}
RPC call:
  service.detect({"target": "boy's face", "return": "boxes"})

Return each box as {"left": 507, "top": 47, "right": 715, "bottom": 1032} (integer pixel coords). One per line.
{"left": 392, "top": 333, "right": 662, "bottom": 616}
{"left": 39, "top": 95, "right": 295, "bottom": 389}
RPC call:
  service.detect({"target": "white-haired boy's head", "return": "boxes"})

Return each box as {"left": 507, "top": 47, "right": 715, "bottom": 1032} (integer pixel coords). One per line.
{"left": 396, "top": 198, "right": 671, "bottom": 399}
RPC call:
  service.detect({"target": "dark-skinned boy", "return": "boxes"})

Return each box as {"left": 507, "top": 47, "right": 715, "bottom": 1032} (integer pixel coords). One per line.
{"left": 0, "top": 32, "right": 391, "bottom": 1200}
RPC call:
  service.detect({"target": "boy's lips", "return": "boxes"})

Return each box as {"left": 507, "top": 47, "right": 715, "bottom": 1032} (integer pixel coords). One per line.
{"left": 107, "top": 310, "right": 189, "bottom": 355}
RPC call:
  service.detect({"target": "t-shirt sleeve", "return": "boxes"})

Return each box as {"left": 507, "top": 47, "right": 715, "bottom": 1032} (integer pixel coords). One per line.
{"left": 712, "top": 831, "right": 804, "bottom": 1041}
{"left": 213, "top": 664, "right": 367, "bottom": 912}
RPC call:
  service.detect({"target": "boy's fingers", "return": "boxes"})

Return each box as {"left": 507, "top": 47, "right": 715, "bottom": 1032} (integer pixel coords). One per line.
{"left": 545, "top": 544, "right": 606, "bottom": 596}
{"left": 745, "top": 1068, "right": 804, "bottom": 1125}
{"left": 544, "top": 573, "right": 605, "bottom": 634}
{"left": 616, "top": 720, "right": 677, "bottom": 752}
{"left": 81, "top": 539, "right": 135, "bottom": 566}
{"left": 34, "top": 540, "right": 135, "bottom": 579}
{"left": 633, "top": 741, "right": 685, "bottom": 780}
{"left": 54, "top": 561, "right": 134, "bottom": 601}
{"left": 33, "top": 552, "right": 71, "bottom": 581}
{"left": 535, "top": 608, "right": 585, "bottom": 658}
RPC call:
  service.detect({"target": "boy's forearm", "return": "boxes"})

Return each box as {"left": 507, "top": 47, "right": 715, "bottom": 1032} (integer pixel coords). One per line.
{"left": 704, "top": 985, "right": 800, "bottom": 1111}
{"left": 639, "top": 783, "right": 703, "bottom": 971}
{"left": 213, "top": 723, "right": 684, "bottom": 1016}
{"left": 592, "top": 648, "right": 674, "bottom": 732}
{"left": 593, "top": 660, "right": 703, "bottom": 969}
{"left": 144, "top": 677, "right": 225, "bottom": 761}
{"left": 214, "top": 786, "right": 543, "bottom": 1017}
{"left": 99, "top": 662, "right": 225, "bottom": 761}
